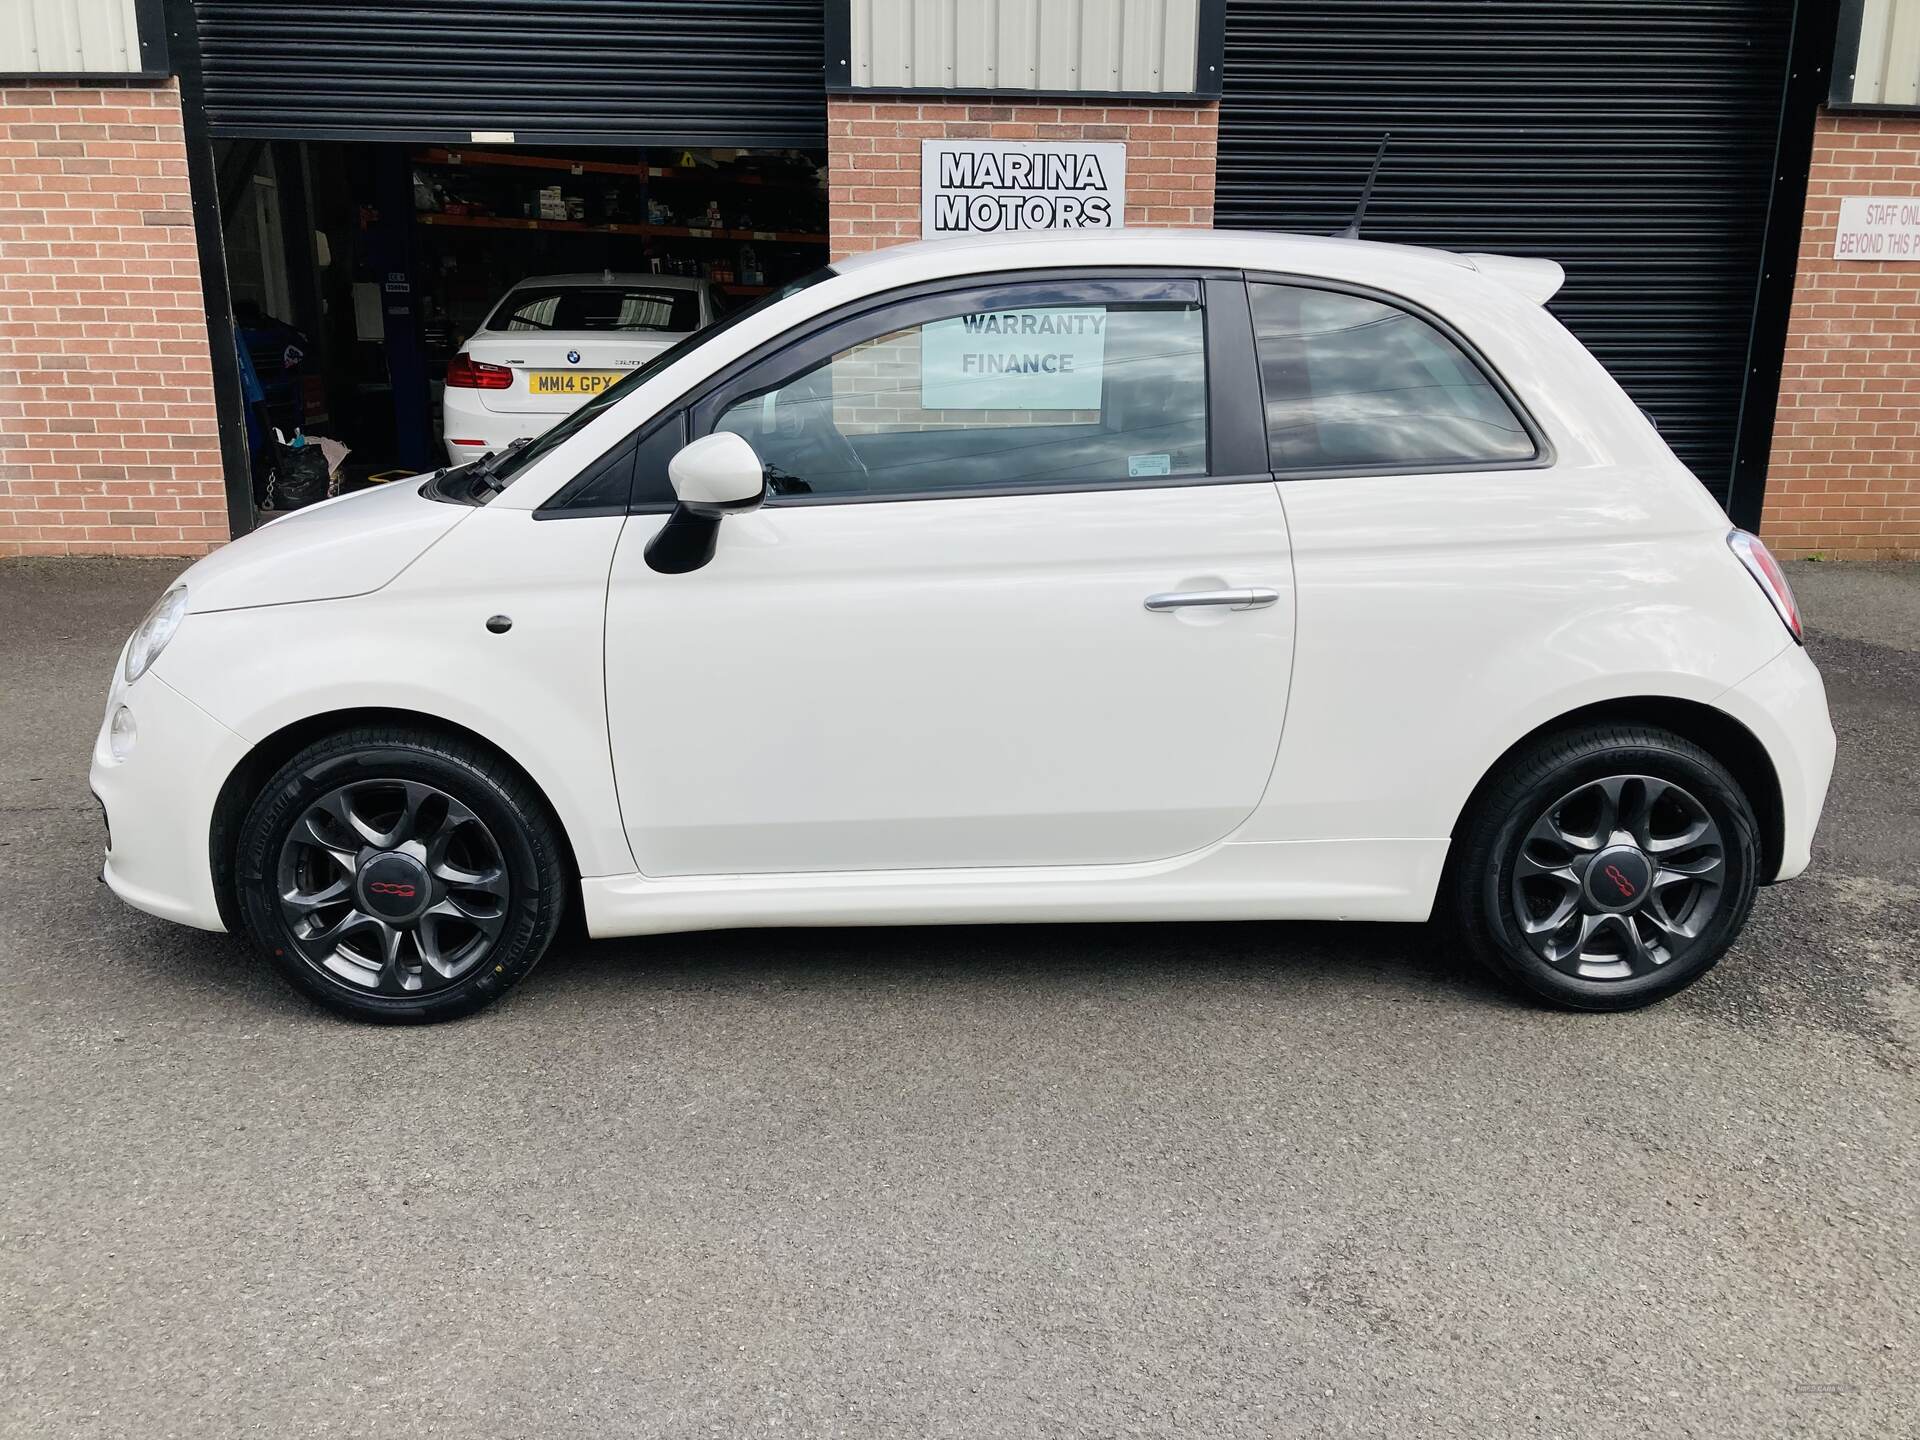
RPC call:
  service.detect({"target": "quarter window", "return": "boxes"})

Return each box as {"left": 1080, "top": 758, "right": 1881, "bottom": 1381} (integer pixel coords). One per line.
{"left": 1249, "top": 282, "right": 1536, "bottom": 473}
{"left": 713, "top": 295, "right": 1208, "bottom": 498}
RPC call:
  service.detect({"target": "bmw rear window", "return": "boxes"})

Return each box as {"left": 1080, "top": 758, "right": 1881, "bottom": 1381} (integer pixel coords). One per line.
{"left": 489, "top": 286, "right": 701, "bottom": 333}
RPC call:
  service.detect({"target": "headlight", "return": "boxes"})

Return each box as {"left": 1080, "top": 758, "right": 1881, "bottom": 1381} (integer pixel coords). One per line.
{"left": 124, "top": 585, "right": 188, "bottom": 684}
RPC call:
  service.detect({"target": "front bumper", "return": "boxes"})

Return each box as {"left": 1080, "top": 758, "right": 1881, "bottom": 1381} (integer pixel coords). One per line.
{"left": 1716, "top": 642, "right": 1836, "bottom": 882}
{"left": 90, "top": 669, "right": 250, "bottom": 932}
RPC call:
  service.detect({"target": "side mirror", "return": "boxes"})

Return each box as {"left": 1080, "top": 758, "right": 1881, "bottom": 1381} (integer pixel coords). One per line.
{"left": 646, "top": 432, "right": 767, "bottom": 574}
{"left": 668, "top": 432, "right": 767, "bottom": 515}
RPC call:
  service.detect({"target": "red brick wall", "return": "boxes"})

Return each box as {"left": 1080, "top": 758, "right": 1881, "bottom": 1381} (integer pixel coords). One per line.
{"left": 829, "top": 97, "right": 1217, "bottom": 259}
{"left": 0, "top": 83, "right": 228, "bottom": 557}
{"left": 1761, "top": 112, "right": 1920, "bottom": 560}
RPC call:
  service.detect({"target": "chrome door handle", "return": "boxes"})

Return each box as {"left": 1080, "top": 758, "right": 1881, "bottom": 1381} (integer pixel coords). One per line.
{"left": 1143, "top": 587, "right": 1279, "bottom": 613}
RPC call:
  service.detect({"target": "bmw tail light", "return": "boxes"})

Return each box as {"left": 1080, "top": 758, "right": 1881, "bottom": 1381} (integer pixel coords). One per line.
{"left": 445, "top": 353, "right": 512, "bottom": 389}
{"left": 1727, "top": 529, "right": 1803, "bottom": 644}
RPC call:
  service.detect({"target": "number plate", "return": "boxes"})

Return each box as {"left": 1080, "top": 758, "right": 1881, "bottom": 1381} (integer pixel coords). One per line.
{"left": 528, "top": 370, "right": 626, "bottom": 396}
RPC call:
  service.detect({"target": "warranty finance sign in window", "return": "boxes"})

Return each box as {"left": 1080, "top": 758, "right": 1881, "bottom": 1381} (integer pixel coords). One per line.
{"left": 920, "top": 307, "right": 1109, "bottom": 410}
{"left": 922, "top": 141, "right": 1126, "bottom": 237}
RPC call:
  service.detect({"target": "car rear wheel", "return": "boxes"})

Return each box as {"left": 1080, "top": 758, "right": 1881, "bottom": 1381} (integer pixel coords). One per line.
{"left": 234, "top": 727, "right": 569, "bottom": 1023}
{"left": 1448, "top": 723, "right": 1761, "bottom": 1011}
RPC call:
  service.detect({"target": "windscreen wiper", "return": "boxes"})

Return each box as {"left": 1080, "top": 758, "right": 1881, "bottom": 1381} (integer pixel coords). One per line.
{"left": 470, "top": 436, "right": 533, "bottom": 494}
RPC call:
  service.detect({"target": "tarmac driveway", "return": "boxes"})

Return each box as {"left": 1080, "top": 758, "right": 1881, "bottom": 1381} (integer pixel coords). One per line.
{"left": 2, "top": 556, "right": 1915, "bottom": 1439}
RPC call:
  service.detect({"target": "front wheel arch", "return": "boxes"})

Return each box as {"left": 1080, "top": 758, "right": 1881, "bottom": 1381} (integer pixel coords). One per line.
{"left": 1445, "top": 696, "right": 1785, "bottom": 885}
{"left": 208, "top": 708, "right": 582, "bottom": 933}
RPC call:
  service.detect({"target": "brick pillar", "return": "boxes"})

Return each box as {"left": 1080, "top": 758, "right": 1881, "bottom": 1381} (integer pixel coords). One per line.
{"left": 1761, "top": 112, "right": 1920, "bottom": 560}
{"left": 828, "top": 98, "right": 1218, "bottom": 261}
{"left": 0, "top": 82, "right": 229, "bottom": 557}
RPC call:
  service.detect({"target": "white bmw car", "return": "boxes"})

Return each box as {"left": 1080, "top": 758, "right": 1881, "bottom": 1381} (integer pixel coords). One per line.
{"left": 94, "top": 230, "right": 1834, "bottom": 1023}
{"left": 440, "top": 272, "right": 715, "bottom": 465}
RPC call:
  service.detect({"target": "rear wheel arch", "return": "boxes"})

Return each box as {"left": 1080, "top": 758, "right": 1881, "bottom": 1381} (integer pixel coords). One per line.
{"left": 1448, "top": 697, "right": 1785, "bottom": 883}
{"left": 208, "top": 708, "right": 582, "bottom": 932}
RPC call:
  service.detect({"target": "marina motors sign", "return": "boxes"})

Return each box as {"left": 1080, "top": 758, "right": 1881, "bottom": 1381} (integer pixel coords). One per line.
{"left": 922, "top": 140, "right": 1126, "bottom": 237}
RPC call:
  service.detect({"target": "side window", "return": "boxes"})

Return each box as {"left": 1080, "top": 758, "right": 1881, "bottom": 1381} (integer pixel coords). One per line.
{"left": 533, "top": 410, "right": 684, "bottom": 516}
{"left": 1249, "top": 282, "right": 1537, "bottom": 473}
{"left": 534, "top": 432, "right": 635, "bottom": 517}
{"left": 630, "top": 410, "right": 686, "bottom": 508}
{"left": 712, "top": 292, "right": 1208, "bottom": 499}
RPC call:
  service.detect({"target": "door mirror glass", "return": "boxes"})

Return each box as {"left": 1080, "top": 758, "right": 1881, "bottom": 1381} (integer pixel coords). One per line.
{"left": 667, "top": 432, "right": 767, "bottom": 515}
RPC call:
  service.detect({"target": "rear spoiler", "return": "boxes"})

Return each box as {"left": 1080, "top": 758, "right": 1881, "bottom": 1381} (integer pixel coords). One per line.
{"left": 1460, "top": 253, "right": 1566, "bottom": 305}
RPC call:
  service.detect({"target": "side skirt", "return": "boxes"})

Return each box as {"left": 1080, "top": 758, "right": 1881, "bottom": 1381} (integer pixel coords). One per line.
{"left": 578, "top": 838, "right": 1449, "bottom": 939}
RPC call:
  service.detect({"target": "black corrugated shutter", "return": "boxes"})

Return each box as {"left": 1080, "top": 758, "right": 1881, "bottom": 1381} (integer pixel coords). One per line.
{"left": 191, "top": 0, "right": 825, "bottom": 148}
{"left": 1216, "top": 0, "right": 1794, "bottom": 501}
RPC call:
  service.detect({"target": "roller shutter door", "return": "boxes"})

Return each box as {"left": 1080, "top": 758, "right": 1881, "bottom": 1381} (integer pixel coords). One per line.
{"left": 1216, "top": 0, "right": 1795, "bottom": 502}
{"left": 189, "top": 0, "right": 826, "bottom": 148}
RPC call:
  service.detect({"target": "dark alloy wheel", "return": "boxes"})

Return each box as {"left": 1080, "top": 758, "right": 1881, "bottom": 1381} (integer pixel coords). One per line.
{"left": 1449, "top": 723, "right": 1761, "bottom": 1011}
{"left": 1511, "top": 774, "right": 1727, "bottom": 982}
{"left": 236, "top": 728, "right": 569, "bottom": 1023}
{"left": 278, "top": 779, "right": 511, "bottom": 997}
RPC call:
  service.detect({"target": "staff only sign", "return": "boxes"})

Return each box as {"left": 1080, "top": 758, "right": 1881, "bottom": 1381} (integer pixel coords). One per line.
{"left": 1833, "top": 196, "right": 1920, "bottom": 261}
{"left": 921, "top": 140, "right": 1126, "bottom": 237}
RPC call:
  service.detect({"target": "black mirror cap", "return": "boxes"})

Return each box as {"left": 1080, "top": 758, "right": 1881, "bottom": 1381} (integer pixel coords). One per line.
{"left": 644, "top": 505, "right": 720, "bottom": 574}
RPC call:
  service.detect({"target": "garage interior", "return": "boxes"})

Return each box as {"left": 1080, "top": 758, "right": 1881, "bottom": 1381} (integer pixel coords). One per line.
{"left": 214, "top": 138, "right": 827, "bottom": 511}
{"left": 179, "top": 0, "right": 830, "bottom": 527}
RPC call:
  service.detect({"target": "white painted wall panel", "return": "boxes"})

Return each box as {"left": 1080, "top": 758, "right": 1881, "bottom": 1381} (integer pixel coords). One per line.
{"left": 851, "top": 0, "right": 1199, "bottom": 93}
{"left": 1846, "top": 0, "right": 1920, "bottom": 105}
{"left": 0, "top": 0, "right": 143, "bottom": 74}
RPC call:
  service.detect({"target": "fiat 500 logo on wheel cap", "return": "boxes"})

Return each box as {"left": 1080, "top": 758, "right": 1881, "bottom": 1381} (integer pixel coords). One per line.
{"left": 368, "top": 880, "right": 417, "bottom": 898}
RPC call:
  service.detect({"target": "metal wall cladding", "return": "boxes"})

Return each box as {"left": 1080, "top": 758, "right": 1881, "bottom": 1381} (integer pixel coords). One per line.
{"left": 1845, "top": 0, "right": 1920, "bottom": 105}
{"left": 1216, "top": 0, "right": 1796, "bottom": 501}
{"left": 190, "top": 0, "right": 827, "bottom": 146}
{"left": 847, "top": 0, "right": 1201, "bottom": 93}
{"left": 2, "top": 0, "right": 144, "bottom": 73}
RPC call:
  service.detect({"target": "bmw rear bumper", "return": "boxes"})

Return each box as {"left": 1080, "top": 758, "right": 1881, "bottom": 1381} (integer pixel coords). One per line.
{"left": 440, "top": 388, "right": 559, "bottom": 467}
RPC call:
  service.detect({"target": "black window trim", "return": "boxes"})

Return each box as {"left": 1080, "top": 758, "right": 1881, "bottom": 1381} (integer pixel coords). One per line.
{"left": 533, "top": 410, "right": 686, "bottom": 520}
{"left": 668, "top": 266, "right": 1271, "bottom": 510}
{"left": 1242, "top": 270, "right": 1557, "bottom": 483}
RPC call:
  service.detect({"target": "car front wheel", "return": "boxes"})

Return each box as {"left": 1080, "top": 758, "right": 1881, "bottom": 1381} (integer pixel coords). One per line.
{"left": 1449, "top": 723, "right": 1762, "bottom": 1011}
{"left": 234, "top": 727, "right": 569, "bottom": 1023}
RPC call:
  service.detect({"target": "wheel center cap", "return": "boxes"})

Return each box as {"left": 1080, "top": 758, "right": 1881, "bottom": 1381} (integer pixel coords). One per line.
{"left": 1584, "top": 844, "right": 1653, "bottom": 913}
{"left": 357, "top": 852, "right": 432, "bottom": 923}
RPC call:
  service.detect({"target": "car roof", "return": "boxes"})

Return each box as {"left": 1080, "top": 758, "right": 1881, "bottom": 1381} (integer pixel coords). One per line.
{"left": 504, "top": 272, "right": 710, "bottom": 291}
{"left": 833, "top": 226, "right": 1470, "bottom": 274}
{"left": 829, "top": 228, "right": 1563, "bottom": 306}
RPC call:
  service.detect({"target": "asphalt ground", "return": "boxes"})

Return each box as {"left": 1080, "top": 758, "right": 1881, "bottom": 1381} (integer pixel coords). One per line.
{"left": 2, "top": 555, "right": 1915, "bottom": 1439}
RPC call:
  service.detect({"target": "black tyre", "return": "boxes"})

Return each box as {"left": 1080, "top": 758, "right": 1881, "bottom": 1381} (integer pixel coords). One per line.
{"left": 234, "top": 727, "right": 569, "bottom": 1024}
{"left": 1448, "top": 723, "right": 1761, "bottom": 1011}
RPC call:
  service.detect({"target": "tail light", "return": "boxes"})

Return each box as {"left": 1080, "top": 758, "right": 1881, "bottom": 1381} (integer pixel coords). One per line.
{"left": 445, "top": 353, "right": 512, "bottom": 389}
{"left": 1727, "top": 529, "right": 1803, "bottom": 644}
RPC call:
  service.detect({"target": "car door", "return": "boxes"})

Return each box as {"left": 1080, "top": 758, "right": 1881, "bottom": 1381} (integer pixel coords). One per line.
{"left": 602, "top": 273, "right": 1296, "bottom": 877}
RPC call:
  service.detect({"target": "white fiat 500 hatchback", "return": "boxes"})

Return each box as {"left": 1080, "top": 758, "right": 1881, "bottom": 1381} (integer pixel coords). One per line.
{"left": 93, "top": 231, "right": 1835, "bottom": 1023}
